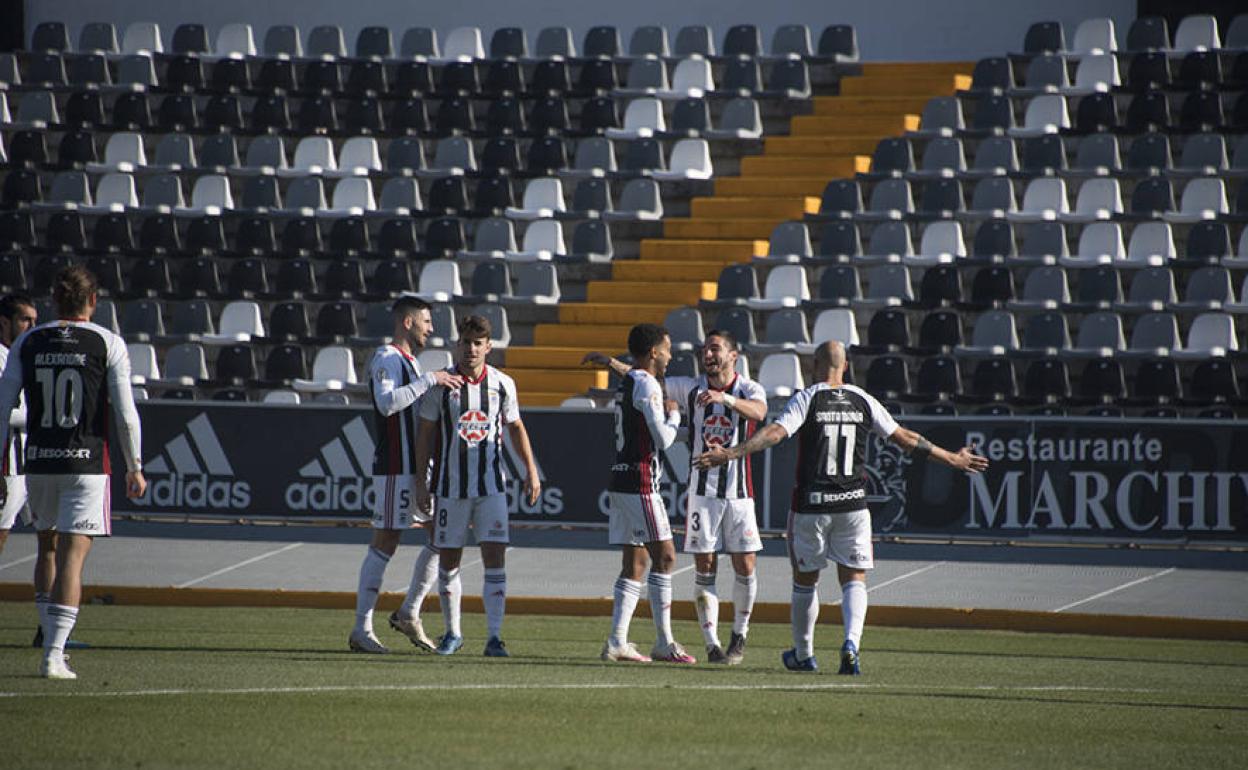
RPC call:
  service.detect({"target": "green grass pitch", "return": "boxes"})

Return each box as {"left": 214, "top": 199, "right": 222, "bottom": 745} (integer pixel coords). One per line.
{"left": 1, "top": 602, "right": 1245, "bottom": 769}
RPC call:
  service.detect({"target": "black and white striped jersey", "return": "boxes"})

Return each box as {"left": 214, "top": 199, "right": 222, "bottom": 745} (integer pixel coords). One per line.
{"left": 368, "top": 344, "right": 438, "bottom": 476}
{"left": 609, "top": 369, "right": 680, "bottom": 495}
{"left": 665, "top": 374, "right": 766, "bottom": 499}
{"left": 0, "top": 320, "right": 142, "bottom": 475}
{"left": 419, "top": 365, "right": 520, "bottom": 499}
{"left": 774, "top": 383, "right": 899, "bottom": 514}
{"left": 0, "top": 344, "right": 25, "bottom": 476}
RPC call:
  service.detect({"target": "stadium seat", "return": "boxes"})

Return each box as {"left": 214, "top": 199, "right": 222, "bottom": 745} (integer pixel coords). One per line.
{"left": 747, "top": 265, "right": 810, "bottom": 310}
{"left": 606, "top": 98, "right": 665, "bottom": 139}
{"left": 753, "top": 308, "right": 810, "bottom": 354}
{"left": 415, "top": 260, "right": 463, "bottom": 302}
{"left": 955, "top": 310, "right": 1019, "bottom": 358}
{"left": 1062, "top": 179, "right": 1122, "bottom": 223}
{"left": 1162, "top": 178, "right": 1228, "bottom": 223}
{"left": 854, "top": 264, "right": 913, "bottom": 309}
{"left": 293, "top": 346, "right": 360, "bottom": 393}
{"left": 506, "top": 219, "right": 566, "bottom": 261}
{"left": 1174, "top": 313, "right": 1238, "bottom": 360}
{"left": 1008, "top": 177, "right": 1069, "bottom": 222}
{"left": 665, "top": 307, "right": 705, "bottom": 351}
{"left": 1170, "top": 15, "right": 1219, "bottom": 53}
{"left": 906, "top": 221, "right": 965, "bottom": 266}
{"left": 653, "top": 139, "right": 713, "bottom": 180}
{"left": 603, "top": 179, "right": 662, "bottom": 221}
{"left": 757, "top": 353, "right": 804, "bottom": 399}
{"left": 1010, "top": 95, "right": 1070, "bottom": 137}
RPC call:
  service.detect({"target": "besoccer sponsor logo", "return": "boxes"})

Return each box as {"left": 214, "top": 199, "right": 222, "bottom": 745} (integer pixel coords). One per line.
{"left": 134, "top": 413, "right": 251, "bottom": 509}
{"left": 285, "top": 417, "right": 377, "bottom": 512}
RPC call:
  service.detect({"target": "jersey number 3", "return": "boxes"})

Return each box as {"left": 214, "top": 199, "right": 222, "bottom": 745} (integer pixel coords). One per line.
{"left": 822, "top": 423, "right": 856, "bottom": 478}
{"left": 35, "top": 367, "right": 84, "bottom": 429}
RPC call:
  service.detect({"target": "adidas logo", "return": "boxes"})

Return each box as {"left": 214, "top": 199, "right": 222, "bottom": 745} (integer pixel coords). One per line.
{"left": 134, "top": 413, "right": 252, "bottom": 509}
{"left": 501, "top": 430, "right": 564, "bottom": 516}
{"left": 285, "top": 417, "right": 377, "bottom": 512}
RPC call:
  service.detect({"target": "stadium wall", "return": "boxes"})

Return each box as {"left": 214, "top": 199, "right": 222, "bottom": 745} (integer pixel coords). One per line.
{"left": 117, "top": 404, "right": 1248, "bottom": 542}
{"left": 25, "top": 0, "right": 1134, "bottom": 61}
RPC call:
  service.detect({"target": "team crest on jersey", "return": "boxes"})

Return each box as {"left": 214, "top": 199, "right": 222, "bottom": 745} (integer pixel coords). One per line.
{"left": 701, "top": 413, "right": 734, "bottom": 448}
{"left": 457, "top": 410, "right": 491, "bottom": 445}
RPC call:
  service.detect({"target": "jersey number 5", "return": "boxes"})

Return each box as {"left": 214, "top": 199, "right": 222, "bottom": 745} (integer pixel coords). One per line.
{"left": 822, "top": 423, "right": 857, "bottom": 478}
{"left": 35, "top": 368, "right": 84, "bottom": 429}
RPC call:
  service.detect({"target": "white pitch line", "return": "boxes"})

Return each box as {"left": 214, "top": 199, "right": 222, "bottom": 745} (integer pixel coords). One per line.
{"left": 0, "top": 682, "right": 1166, "bottom": 701}
{"left": 866, "top": 562, "right": 945, "bottom": 594}
{"left": 0, "top": 554, "right": 37, "bottom": 572}
{"left": 173, "top": 543, "right": 304, "bottom": 589}
{"left": 455, "top": 546, "right": 514, "bottom": 573}
{"left": 670, "top": 563, "right": 696, "bottom": 577}
{"left": 1052, "top": 568, "right": 1177, "bottom": 613}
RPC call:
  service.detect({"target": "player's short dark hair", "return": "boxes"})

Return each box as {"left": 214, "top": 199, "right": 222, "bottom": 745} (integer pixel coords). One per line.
{"left": 627, "top": 323, "right": 669, "bottom": 358}
{"left": 703, "top": 328, "right": 738, "bottom": 352}
{"left": 0, "top": 292, "right": 35, "bottom": 322}
{"left": 459, "top": 314, "right": 492, "bottom": 341}
{"left": 391, "top": 295, "right": 430, "bottom": 319}
{"left": 52, "top": 266, "right": 98, "bottom": 317}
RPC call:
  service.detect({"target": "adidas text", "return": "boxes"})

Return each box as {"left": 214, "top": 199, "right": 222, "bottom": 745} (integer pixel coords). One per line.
{"left": 285, "top": 476, "right": 375, "bottom": 512}
{"left": 133, "top": 475, "right": 252, "bottom": 509}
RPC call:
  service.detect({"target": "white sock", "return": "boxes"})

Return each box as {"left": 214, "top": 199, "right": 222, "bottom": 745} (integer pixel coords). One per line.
{"left": 842, "top": 580, "right": 867, "bottom": 648}
{"left": 791, "top": 582, "right": 819, "bottom": 661}
{"left": 693, "top": 572, "right": 719, "bottom": 648}
{"left": 44, "top": 603, "right": 79, "bottom": 658}
{"left": 35, "top": 591, "right": 50, "bottom": 630}
{"left": 354, "top": 547, "right": 390, "bottom": 634}
{"left": 398, "top": 544, "right": 440, "bottom": 620}
{"left": 609, "top": 577, "right": 642, "bottom": 647}
{"left": 647, "top": 571, "right": 674, "bottom": 648}
{"left": 483, "top": 567, "right": 506, "bottom": 639}
{"left": 732, "top": 572, "right": 757, "bottom": 637}
{"left": 438, "top": 567, "right": 462, "bottom": 638}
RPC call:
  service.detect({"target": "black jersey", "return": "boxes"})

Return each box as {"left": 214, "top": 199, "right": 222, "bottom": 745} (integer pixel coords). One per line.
{"left": 774, "top": 383, "right": 899, "bottom": 514}
{"left": 609, "top": 370, "right": 679, "bottom": 495}
{"left": 0, "top": 321, "right": 142, "bottom": 475}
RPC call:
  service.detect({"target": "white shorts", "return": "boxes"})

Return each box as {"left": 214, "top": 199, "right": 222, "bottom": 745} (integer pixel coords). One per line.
{"left": 0, "top": 475, "right": 30, "bottom": 530}
{"left": 27, "top": 474, "right": 111, "bottom": 536}
{"left": 608, "top": 491, "right": 672, "bottom": 546}
{"left": 787, "top": 508, "right": 873, "bottom": 573}
{"left": 371, "top": 475, "right": 432, "bottom": 530}
{"left": 433, "top": 495, "right": 509, "bottom": 549}
{"left": 683, "top": 495, "right": 762, "bottom": 554}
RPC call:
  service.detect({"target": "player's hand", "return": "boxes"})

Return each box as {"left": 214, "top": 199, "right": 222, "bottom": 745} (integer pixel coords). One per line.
{"left": 523, "top": 472, "right": 541, "bottom": 506}
{"left": 126, "top": 471, "right": 147, "bottom": 499}
{"left": 414, "top": 482, "right": 432, "bottom": 517}
{"left": 664, "top": 399, "right": 679, "bottom": 414}
{"left": 696, "top": 389, "right": 725, "bottom": 407}
{"left": 953, "top": 447, "right": 989, "bottom": 474}
{"left": 694, "top": 447, "right": 731, "bottom": 470}
{"left": 581, "top": 352, "right": 611, "bottom": 368}
{"left": 432, "top": 370, "right": 465, "bottom": 390}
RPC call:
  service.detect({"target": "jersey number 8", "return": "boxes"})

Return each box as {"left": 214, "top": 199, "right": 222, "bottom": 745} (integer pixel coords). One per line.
{"left": 35, "top": 367, "right": 84, "bottom": 429}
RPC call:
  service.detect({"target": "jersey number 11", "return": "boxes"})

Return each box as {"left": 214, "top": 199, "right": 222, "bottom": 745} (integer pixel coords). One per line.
{"left": 822, "top": 423, "right": 856, "bottom": 478}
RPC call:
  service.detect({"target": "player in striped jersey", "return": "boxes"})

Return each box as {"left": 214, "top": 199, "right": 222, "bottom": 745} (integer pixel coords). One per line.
{"left": 0, "top": 267, "right": 146, "bottom": 680}
{"left": 590, "top": 323, "right": 697, "bottom": 664}
{"left": 414, "top": 314, "right": 540, "bottom": 658}
{"left": 586, "top": 330, "right": 767, "bottom": 665}
{"left": 0, "top": 293, "right": 36, "bottom": 553}
{"left": 349, "top": 296, "right": 464, "bottom": 655}
{"left": 697, "top": 341, "right": 987, "bottom": 674}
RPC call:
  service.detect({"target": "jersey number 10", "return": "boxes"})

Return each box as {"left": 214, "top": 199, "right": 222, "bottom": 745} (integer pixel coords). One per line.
{"left": 35, "top": 367, "right": 84, "bottom": 429}
{"left": 822, "top": 423, "right": 857, "bottom": 478}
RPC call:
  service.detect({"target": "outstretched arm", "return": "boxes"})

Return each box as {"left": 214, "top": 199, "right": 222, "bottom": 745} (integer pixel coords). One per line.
{"left": 582, "top": 351, "right": 631, "bottom": 378}
{"left": 889, "top": 426, "right": 988, "bottom": 473}
{"left": 694, "top": 422, "right": 788, "bottom": 469}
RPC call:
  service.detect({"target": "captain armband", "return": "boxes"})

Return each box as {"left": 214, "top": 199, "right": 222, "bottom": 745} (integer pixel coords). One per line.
{"left": 912, "top": 436, "right": 933, "bottom": 460}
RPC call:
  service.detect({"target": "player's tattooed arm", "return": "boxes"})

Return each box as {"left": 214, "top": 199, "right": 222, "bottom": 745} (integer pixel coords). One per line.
{"left": 581, "top": 351, "right": 631, "bottom": 378}
{"left": 888, "top": 426, "right": 989, "bottom": 473}
{"left": 694, "top": 423, "right": 788, "bottom": 469}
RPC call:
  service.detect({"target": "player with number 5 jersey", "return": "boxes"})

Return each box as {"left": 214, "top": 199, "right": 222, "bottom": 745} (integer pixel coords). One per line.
{"left": 696, "top": 341, "right": 988, "bottom": 676}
